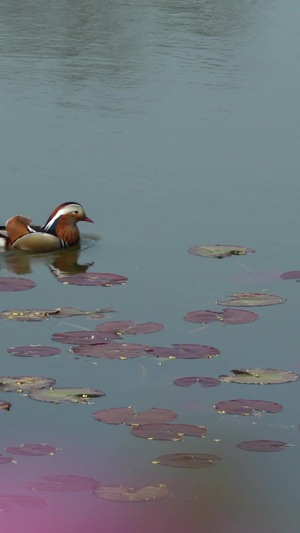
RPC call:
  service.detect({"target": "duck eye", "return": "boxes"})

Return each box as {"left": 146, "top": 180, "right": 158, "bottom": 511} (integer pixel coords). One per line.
{"left": 73, "top": 210, "right": 79, "bottom": 214}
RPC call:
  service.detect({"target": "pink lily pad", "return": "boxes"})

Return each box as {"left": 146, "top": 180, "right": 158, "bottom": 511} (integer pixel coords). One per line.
{"left": 131, "top": 423, "right": 207, "bottom": 441}
{"left": 94, "top": 484, "right": 169, "bottom": 502}
{"left": 52, "top": 330, "right": 118, "bottom": 345}
{"left": 28, "top": 387, "right": 105, "bottom": 404}
{"left": 184, "top": 308, "right": 259, "bottom": 325}
{"left": 71, "top": 342, "right": 151, "bottom": 359}
{"left": 280, "top": 271, "right": 300, "bottom": 280}
{"left": 150, "top": 344, "right": 219, "bottom": 359}
{"left": 219, "top": 368, "right": 300, "bottom": 385}
{"left": 174, "top": 377, "right": 221, "bottom": 388}
{"left": 216, "top": 293, "right": 286, "bottom": 306}
{"left": 237, "top": 440, "right": 289, "bottom": 452}
{"left": 0, "top": 376, "right": 56, "bottom": 392}
{"left": 93, "top": 407, "right": 177, "bottom": 425}
{"left": 5, "top": 444, "right": 56, "bottom": 456}
{"left": 0, "top": 277, "right": 35, "bottom": 292}
{"left": 0, "top": 400, "right": 11, "bottom": 410}
{"left": 7, "top": 345, "right": 61, "bottom": 357}
{"left": 153, "top": 453, "right": 221, "bottom": 468}
{"left": 0, "top": 495, "right": 47, "bottom": 511}
{"left": 215, "top": 399, "right": 283, "bottom": 415}
{"left": 0, "top": 455, "right": 14, "bottom": 465}
{"left": 59, "top": 273, "right": 127, "bottom": 286}
{"left": 96, "top": 320, "right": 164, "bottom": 335}
{"left": 26, "top": 474, "right": 100, "bottom": 492}
{"left": 188, "top": 245, "right": 255, "bottom": 258}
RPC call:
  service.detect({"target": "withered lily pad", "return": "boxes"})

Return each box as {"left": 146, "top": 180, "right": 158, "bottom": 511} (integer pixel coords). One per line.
{"left": 0, "top": 277, "right": 35, "bottom": 292}
{"left": 96, "top": 320, "right": 164, "bottom": 335}
{"left": 0, "top": 455, "right": 14, "bottom": 465}
{"left": 7, "top": 345, "right": 61, "bottom": 358}
{"left": 52, "top": 330, "right": 118, "bottom": 344}
{"left": 153, "top": 453, "right": 221, "bottom": 468}
{"left": 0, "top": 495, "right": 47, "bottom": 511}
{"left": 28, "top": 387, "right": 105, "bottom": 403}
{"left": 188, "top": 245, "right": 255, "bottom": 258}
{"left": 93, "top": 407, "right": 177, "bottom": 425}
{"left": 59, "top": 272, "right": 127, "bottom": 286}
{"left": 150, "top": 344, "right": 219, "bottom": 359}
{"left": 174, "top": 377, "right": 221, "bottom": 388}
{"left": 280, "top": 271, "right": 300, "bottom": 280}
{"left": 27, "top": 474, "right": 100, "bottom": 492}
{"left": 55, "top": 307, "right": 115, "bottom": 318}
{"left": 216, "top": 293, "right": 286, "bottom": 307}
{"left": 131, "top": 423, "right": 207, "bottom": 441}
{"left": 0, "top": 307, "right": 114, "bottom": 321}
{"left": 5, "top": 444, "right": 56, "bottom": 456}
{"left": 0, "top": 376, "right": 56, "bottom": 392}
{"left": 94, "top": 484, "right": 169, "bottom": 502}
{"left": 184, "top": 308, "right": 259, "bottom": 325}
{"left": 237, "top": 440, "right": 289, "bottom": 452}
{"left": 219, "top": 368, "right": 300, "bottom": 385}
{"left": 215, "top": 399, "right": 283, "bottom": 415}
{"left": 72, "top": 342, "right": 151, "bottom": 359}
{"left": 0, "top": 400, "right": 11, "bottom": 410}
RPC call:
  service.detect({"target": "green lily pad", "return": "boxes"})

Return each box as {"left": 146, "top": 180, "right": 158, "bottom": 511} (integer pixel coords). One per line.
{"left": 93, "top": 484, "right": 169, "bottom": 502}
{"left": 188, "top": 245, "right": 255, "bottom": 258}
{"left": 0, "top": 376, "right": 56, "bottom": 392}
{"left": 216, "top": 293, "right": 286, "bottom": 306}
{"left": 219, "top": 368, "right": 300, "bottom": 385}
{"left": 153, "top": 453, "right": 221, "bottom": 468}
{"left": 28, "top": 387, "right": 105, "bottom": 404}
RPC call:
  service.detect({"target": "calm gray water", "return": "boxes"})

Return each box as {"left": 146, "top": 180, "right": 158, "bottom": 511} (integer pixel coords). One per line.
{"left": 1, "top": 1, "right": 300, "bottom": 531}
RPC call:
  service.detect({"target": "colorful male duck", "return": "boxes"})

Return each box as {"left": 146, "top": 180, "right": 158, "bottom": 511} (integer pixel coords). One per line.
{"left": 0, "top": 202, "right": 93, "bottom": 253}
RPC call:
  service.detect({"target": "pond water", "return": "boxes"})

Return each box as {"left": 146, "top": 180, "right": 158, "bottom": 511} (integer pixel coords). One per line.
{"left": 1, "top": 0, "right": 300, "bottom": 531}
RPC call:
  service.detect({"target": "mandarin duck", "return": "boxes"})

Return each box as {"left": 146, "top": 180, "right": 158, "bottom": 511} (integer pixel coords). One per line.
{"left": 0, "top": 202, "right": 93, "bottom": 253}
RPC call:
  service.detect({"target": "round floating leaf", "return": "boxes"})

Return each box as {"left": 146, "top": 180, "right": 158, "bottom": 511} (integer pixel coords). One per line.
{"left": 215, "top": 399, "right": 283, "bottom": 415}
{"left": 55, "top": 307, "right": 115, "bottom": 318}
{"left": 93, "top": 407, "right": 177, "bottom": 425}
{"left": 5, "top": 444, "right": 56, "bottom": 456}
{"left": 188, "top": 245, "right": 255, "bottom": 258}
{"left": 7, "top": 345, "right": 61, "bottom": 358}
{"left": 131, "top": 423, "right": 207, "bottom": 441}
{"left": 96, "top": 321, "right": 164, "bottom": 335}
{"left": 184, "top": 308, "right": 259, "bottom": 325}
{"left": 0, "top": 495, "right": 47, "bottom": 511}
{"left": 174, "top": 377, "right": 221, "bottom": 388}
{"left": 216, "top": 293, "right": 286, "bottom": 307}
{"left": 0, "top": 376, "right": 56, "bottom": 392}
{"left": 0, "top": 309, "right": 57, "bottom": 321}
{"left": 0, "top": 455, "right": 14, "bottom": 465}
{"left": 154, "top": 453, "right": 221, "bottom": 468}
{"left": 0, "top": 277, "right": 35, "bottom": 292}
{"left": 150, "top": 344, "right": 219, "bottom": 359}
{"left": 280, "top": 271, "right": 300, "bottom": 280}
{"left": 237, "top": 440, "right": 289, "bottom": 452}
{"left": 52, "top": 330, "right": 118, "bottom": 345}
{"left": 59, "top": 273, "right": 127, "bottom": 286}
{"left": 28, "top": 387, "right": 105, "bottom": 404}
{"left": 219, "top": 368, "right": 300, "bottom": 385}
{"left": 27, "top": 475, "right": 100, "bottom": 492}
{"left": 72, "top": 342, "right": 151, "bottom": 359}
{"left": 94, "top": 484, "right": 169, "bottom": 502}
{"left": 0, "top": 400, "right": 11, "bottom": 410}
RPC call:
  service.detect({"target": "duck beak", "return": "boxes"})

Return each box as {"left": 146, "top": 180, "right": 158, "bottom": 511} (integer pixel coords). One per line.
{"left": 82, "top": 214, "right": 94, "bottom": 223}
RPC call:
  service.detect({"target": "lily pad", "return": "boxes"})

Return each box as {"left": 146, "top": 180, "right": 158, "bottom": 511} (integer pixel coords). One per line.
{"left": 0, "top": 455, "right": 14, "bottom": 465}
{"left": 0, "top": 376, "right": 56, "bottom": 392}
{"left": 216, "top": 293, "right": 286, "bottom": 306}
{"left": 153, "top": 453, "right": 221, "bottom": 468}
{"left": 55, "top": 307, "right": 115, "bottom": 318}
{"left": 150, "top": 344, "right": 219, "bottom": 359}
{"left": 27, "top": 474, "right": 100, "bottom": 492}
{"left": 237, "top": 440, "right": 289, "bottom": 452}
{"left": 96, "top": 321, "right": 164, "bottom": 335}
{"left": 72, "top": 342, "right": 151, "bottom": 359}
{"left": 28, "top": 387, "right": 105, "bottom": 403}
{"left": 184, "top": 308, "right": 259, "bottom": 325}
{"left": 280, "top": 271, "right": 300, "bottom": 280}
{"left": 7, "top": 345, "right": 61, "bottom": 358}
{"left": 219, "top": 368, "right": 300, "bottom": 385}
{"left": 0, "top": 277, "right": 35, "bottom": 292}
{"left": 94, "top": 484, "right": 169, "bottom": 502}
{"left": 93, "top": 407, "right": 177, "bottom": 425}
{"left": 52, "top": 330, "right": 118, "bottom": 344}
{"left": 131, "top": 423, "right": 207, "bottom": 441}
{"left": 5, "top": 444, "right": 56, "bottom": 456}
{"left": 215, "top": 399, "right": 283, "bottom": 415}
{"left": 174, "top": 377, "right": 221, "bottom": 388}
{"left": 0, "top": 307, "right": 114, "bottom": 321}
{"left": 59, "top": 272, "right": 127, "bottom": 286}
{"left": 0, "top": 495, "right": 47, "bottom": 511}
{"left": 0, "top": 400, "right": 11, "bottom": 410}
{"left": 188, "top": 245, "right": 255, "bottom": 258}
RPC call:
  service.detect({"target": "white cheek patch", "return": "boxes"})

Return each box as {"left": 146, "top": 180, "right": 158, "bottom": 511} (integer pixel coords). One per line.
{"left": 44, "top": 204, "right": 82, "bottom": 231}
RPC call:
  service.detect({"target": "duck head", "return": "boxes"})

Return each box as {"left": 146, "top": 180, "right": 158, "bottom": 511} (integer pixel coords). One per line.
{"left": 43, "top": 202, "right": 93, "bottom": 246}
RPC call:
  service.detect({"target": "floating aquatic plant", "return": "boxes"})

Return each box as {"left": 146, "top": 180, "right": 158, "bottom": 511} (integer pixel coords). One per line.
{"left": 0, "top": 277, "right": 35, "bottom": 292}
{"left": 7, "top": 346, "right": 61, "bottom": 358}
{"left": 131, "top": 423, "right": 207, "bottom": 441}
{"left": 153, "top": 453, "right": 221, "bottom": 468}
{"left": 28, "top": 387, "right": 105, "bottom": 404}
{"left": 188, "top": 245, "right": 255, "bottom": 258}
{"left": 216, "top": 293, "right": 286, "bottom": 307}
{"left": 173, "top": 377, "right": 221, "bottom": 388}
{"left": 93, "top": 407, "right": 177, "bottom": 425}
{"left": 215, "top": 399, "right": 283, "bottom": 415}
{"left": 219, "top": 369, "right": 299, "bottom": 385}
{"left": 94, "top": 484, "right": 169, "bottom": 502}
{"left": 184, "top": 308, "right": 259, "bottom": 325}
